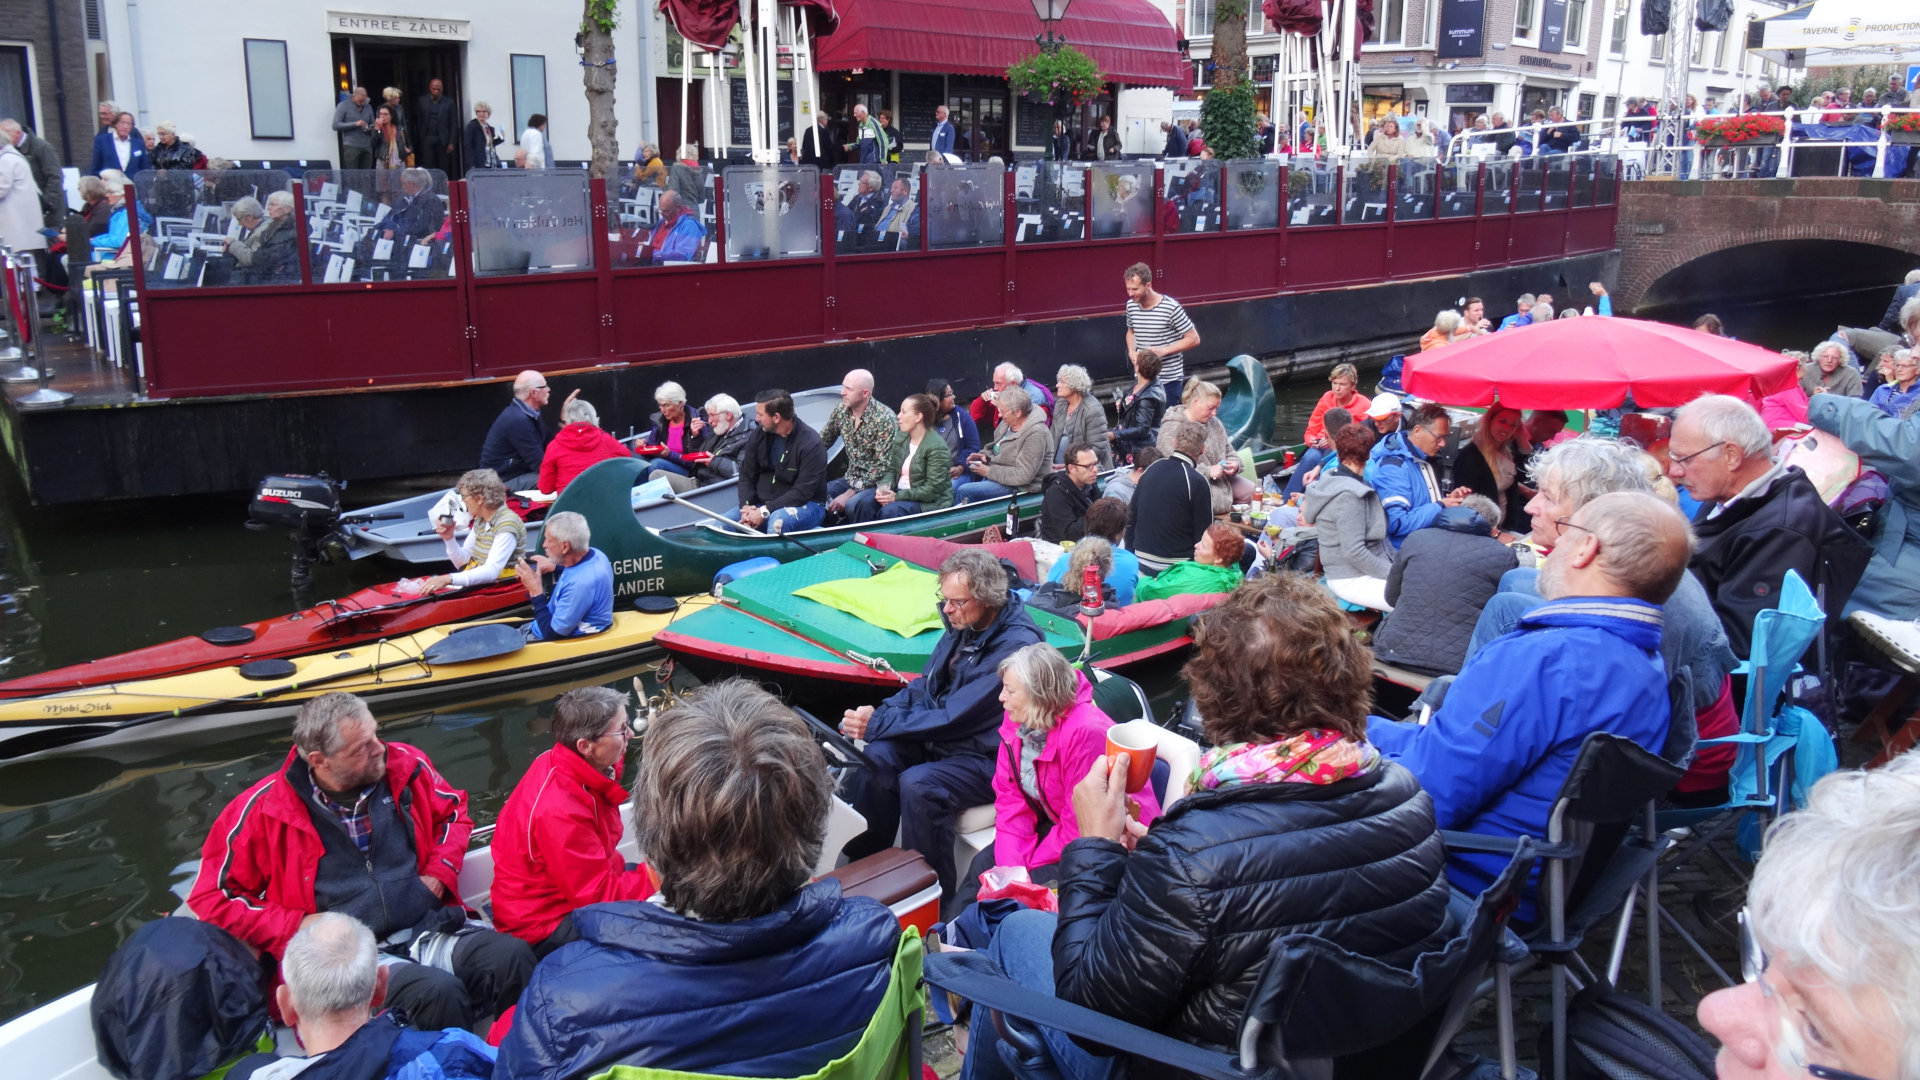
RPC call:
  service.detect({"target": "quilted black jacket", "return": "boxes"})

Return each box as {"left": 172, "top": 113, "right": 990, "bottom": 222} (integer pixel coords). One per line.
{"left": 1374, "top": 523, "right": 1520, "bottom": 675}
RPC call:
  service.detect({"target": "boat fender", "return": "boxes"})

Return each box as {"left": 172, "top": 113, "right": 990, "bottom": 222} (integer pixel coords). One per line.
{"left": 237, "top": 658, "right": 299, "bottom": 681}
{"left": 633, "top": 595, "right": 680, "bottom": 615}
{"left": 199, "top": 626, "right": 258, "bottom": 646}
{"left": 713, "top": 557, "right": 782, "bottom": 595}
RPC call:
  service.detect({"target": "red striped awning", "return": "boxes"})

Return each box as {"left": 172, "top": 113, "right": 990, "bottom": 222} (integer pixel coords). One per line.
{"left": 814, "top": 0, "right": 1187, "bottom": 88}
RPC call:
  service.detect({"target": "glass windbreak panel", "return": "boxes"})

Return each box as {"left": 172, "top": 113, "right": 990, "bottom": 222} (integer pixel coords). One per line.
{"left": 1224, "top": 160, "right": 1280, "bottom": 231}
{"left": 1515, "top": 158, "right": 1544, "bottom": 213}
{"left": 1542, "top": 155, "right": 1571, "bottom": 210}
{"left": 1438, "top": 160, "right": 1480, "bottom": 218}
{"left": 1482, "top": 160, "right": 1515, "bottom": 214}
{"left": 724, "top": 163, "right": 821, "bottom": 261}
{"left": 1088, "top": 162, "right": 1155, "bottom": 239}
{"left": 1595, "top": 156, "right": 1619, "bottom": 204}
{"left": 1394, "top": 157, "right": 1438, "bottom": 221}
{"left": 611, "top": 160, "right": 721, "bottom": 266}
{"left": 467, "top": 169, "right": 594, "bottom": 276}
{"left": 301, "top": 169, "right": 453, "bottom": 284}
{"left": 134, "top": 169, "right": 297, "bottom": 288}
{"left": 830, "top": 164, "right": 918, "bottom": 256}
{"left": 1568, "top": 156, "right": 1595, "bottom": 208}
{"left": 1342, "top": 160, "right": 1392, "bottom": 224}
{"left": 1285, "top": 160, "right": 1338, "bottom": 226}
{"left": 925, "top": 162, "right": 1003, "bottom": 250}
{"left": 1162, "top": 159, "right": 1217, "bottom": 233}
{"left": 1015, "top": 162, "right": 1086, "bottom": 244}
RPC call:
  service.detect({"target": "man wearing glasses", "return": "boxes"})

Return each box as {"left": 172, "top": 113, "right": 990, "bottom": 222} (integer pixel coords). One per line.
{"left": 481, "top": 369, "right": 575, "bottom": 492}
{"left": 1038, "top": 443, "right": 1102, "bottom": 543}
{"left": 489, "top": 686, "right": 654, "bottom": 957}
{"left": 1668, "top": 394, "right": 1868, "bottom": 660}
{"left": 838, "top": 549, "right": 1043, "bottom": 903}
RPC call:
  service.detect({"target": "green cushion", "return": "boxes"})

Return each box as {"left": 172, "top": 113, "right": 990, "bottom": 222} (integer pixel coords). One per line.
{"left": 795, "top": 562, "right": 944, "bottom": 639}
{"left": 591, "top": 929, "right": 925, "bottom": 1080}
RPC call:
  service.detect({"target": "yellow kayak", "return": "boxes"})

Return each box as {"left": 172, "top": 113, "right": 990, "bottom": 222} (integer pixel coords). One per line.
{"left": 0, "top": 600, "right": 712, "bottom": 760}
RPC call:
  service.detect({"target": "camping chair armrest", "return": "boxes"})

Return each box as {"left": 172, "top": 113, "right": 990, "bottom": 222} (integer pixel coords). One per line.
{"left": 1440, "top": 830, "right": 1579, "bottom": 861}
{"left": 923, "top": 951, "right": 1269, "bottom": 1080}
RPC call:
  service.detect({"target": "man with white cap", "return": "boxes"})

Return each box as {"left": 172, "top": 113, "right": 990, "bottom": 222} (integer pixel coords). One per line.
{"left": 1367, "top": 393, "right": 1404, "bottom": 437}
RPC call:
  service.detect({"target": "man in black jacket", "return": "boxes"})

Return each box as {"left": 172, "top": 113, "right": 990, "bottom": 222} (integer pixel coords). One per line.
{"left": 734, "top": 389, "right": 827, "bottom": 532}
{"left": 839, "top": 550, "right": 1043, "bottom": 900}
{"left": 1877, "top": 273, "right": 1918, "bottom": 336}
{"left": 1373, "top": 496, "right": 1518, "bottom": 676}
{"left": 1669, "top": 394, "right": 1871, "bottom": 658}
{"left": 480, "top": 371, "right": 566, "bottom": 490}
{"left": 415, "top": 79, "right": 460, "bottom": 176}
{"left": 798, "top": 112, "right": 841, "bottom": 169}
{"left": 1124, "top": 425, "right": 1213, "bottom": 574}
{"left": 1039, "top": 443, "right": 1100, "bottom": 542}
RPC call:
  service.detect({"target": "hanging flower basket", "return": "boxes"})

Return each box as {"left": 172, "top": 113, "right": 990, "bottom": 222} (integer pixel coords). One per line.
{"left": 1007, "top": 46, "right": 1106, "bottom": 109}
{"left": 1693, "top": 114, "right": 1786, "bottom": 147}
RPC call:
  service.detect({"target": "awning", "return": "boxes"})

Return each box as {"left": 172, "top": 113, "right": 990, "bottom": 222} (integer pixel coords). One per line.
{"left": 1747, "top": 0, "right": 1920, "bottom": 68}
{"left": 814, "top": 0, "right": 1188, "bottom": 88}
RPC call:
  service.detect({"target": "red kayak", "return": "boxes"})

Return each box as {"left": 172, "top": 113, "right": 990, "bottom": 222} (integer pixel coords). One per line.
{"left": 0, "top": 580, "right": 528, "bottom": 698}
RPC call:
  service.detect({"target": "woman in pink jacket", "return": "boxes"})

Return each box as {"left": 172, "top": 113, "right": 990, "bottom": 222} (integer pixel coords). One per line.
{"left": 981, "top": 644, "right": 1162, "bottom": 891}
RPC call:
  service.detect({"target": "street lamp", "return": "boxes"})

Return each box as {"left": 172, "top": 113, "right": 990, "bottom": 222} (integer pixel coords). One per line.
{"left": 1031, "top": 0, "right": 1077, "bottom": 161}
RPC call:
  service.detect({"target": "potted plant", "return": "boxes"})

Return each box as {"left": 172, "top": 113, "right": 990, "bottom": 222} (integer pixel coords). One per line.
{"left": 1007, "top": 46, "right": 1105, "bottom": 111}
{"left": 1887, "top": 111, "right": 1920, "bottom": 145}
{"left": 1693, "top": 113, "right": 1787, "bottom": 147}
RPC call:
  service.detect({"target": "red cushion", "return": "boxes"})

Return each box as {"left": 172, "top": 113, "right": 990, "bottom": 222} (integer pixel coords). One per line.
{"left": 856, "top": 532, "right": 1039, "bottom": 582}
{"left": 1086, "top": 591, "right": 1225, "bottom": 640}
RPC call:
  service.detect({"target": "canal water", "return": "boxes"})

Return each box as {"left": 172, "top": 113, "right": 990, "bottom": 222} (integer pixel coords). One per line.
{"left": 0, "top": 287, "right": 1894, "bottom": 1026}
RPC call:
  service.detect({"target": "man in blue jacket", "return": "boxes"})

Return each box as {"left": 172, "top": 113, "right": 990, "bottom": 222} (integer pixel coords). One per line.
{"left": 517, "top": 511, "right": 613, "bottom": 641}
{"left": 1370, "top": 491, "right": 1693, "bottom": 904}
{"left": 839, "top": 549, "right": 1044, "bottom": 899}
{"left": 1367, "top": 402, "right": 1469, "bottom": 548}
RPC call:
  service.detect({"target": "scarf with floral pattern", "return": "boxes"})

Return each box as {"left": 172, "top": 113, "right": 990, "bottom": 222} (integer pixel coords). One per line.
{"left": 1189, "top": 729, "right": 1381, "bottom": 792}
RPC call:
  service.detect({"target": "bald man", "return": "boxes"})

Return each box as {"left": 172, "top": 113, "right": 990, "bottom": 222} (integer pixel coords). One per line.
{"left": 480, "top": 370, "right": 575, "bottom": 491}
{"left": 819, "top": 367, "right": 900, "bottom": 517}
{"left": 1370, "top": 491, "right": 1693, "bottom": 904}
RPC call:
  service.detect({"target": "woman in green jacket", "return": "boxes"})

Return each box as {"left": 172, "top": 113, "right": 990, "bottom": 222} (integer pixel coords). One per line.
{"left": 846, "top": 393, "right": 954, "bottom": 522}
{"left": 1135, "top": 520, "right": 1244, "bottom": 602}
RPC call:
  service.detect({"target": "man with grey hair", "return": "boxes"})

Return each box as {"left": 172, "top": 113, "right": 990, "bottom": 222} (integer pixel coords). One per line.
{"left": 839, "top": 549, "right": 1044, "bottom": 899}
{"left": 1371, "top": 491, "right": 1693, "bottom": 901}
{"left": 1876, "top": 267, "right": 1920, "bottom": 335}
{"left": 377, "top": 168, "right": 446, "bottom": 251}
{"left": 189, "top": 693, "right": 534, "bottom": 1034}
{"left": 227, "top": 190, "right": 299, "bottom": 286}
{"left": 0, "top": 119, "right": 62, "bottom": 226}
{"left": 1696, "top": 750, "right": 1920, "bottom": 1080}
{"left": 333, "top": 86, "right": 376, "bottom": 171}
{"left": 481, "top": 370, "right": 573, "bottom": 490}
{"left": 968, "top": 360, "right": 1055, "bottom": 433}
{"left": 517, "top": 509, "right": 613, "bottom": 640}
{"left": 225, "top": 913, "right": 497, "bottom": 1079}
{"left": 798, "top": 110, "right": 839, "bottom": 168}
{"left": 1669, "top": 393, "right": 1869, "bottom": 658}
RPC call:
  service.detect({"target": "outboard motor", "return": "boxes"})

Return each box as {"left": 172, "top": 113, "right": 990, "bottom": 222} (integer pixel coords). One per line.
{"left": 247, "top": 473, "right": 347, "bottom": 596}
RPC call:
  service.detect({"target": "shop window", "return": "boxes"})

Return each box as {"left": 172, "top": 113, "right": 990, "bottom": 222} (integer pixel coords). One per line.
{"left": 243, "top": 40, "right": 293, "bottom": 139}
{"left": 1565, "top": 0, "right": 1586, "bottom": 48}
{"left": 511, "top": 55, "right": 547, "bottom": 141}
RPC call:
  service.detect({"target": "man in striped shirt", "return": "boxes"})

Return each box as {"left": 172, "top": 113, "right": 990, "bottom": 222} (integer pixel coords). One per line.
{"left": 1123, "top": 262, "right": 1201, "bottom": 394}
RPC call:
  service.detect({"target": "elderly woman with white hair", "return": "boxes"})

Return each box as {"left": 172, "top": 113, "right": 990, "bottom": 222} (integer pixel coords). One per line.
{"left": 149, "top": 122, "right": 206, "bottom": 170}
{"left": 1050, "top": 364, "right": 1112, "bottom": 469}
{"left": 1698, "top": 753, "right": 1920, "bottom": 1080}
{"left": 639, "top": 380, "right": 707, "bottom": 482}
{"left": 227, "top": 190, "right": 300, "bottom": 285}
{"left": 538, "top": 396, "right": 633, "bottom": 495}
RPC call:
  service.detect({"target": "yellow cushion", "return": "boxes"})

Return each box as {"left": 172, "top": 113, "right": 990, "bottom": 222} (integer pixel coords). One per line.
{"left": 795, "top": 562, "right": 944, "bottom": 639}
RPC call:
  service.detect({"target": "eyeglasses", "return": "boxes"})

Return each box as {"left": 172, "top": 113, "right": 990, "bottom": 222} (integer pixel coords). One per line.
{"left": 1738, "top": 908, "right": 1881, "bottom": 1080}
{"left": 1668, "top": 440, "right": 1727, "bottom": 469}
{"left": 596, "top": 724, "right": 632, "bottom": 742}
{"left": 1068, "top": 459, "right": 1099, "bottom": 471}
{"left": 935, "top": 592, "right": 973, "bottom": 610}
{"left": 1552, "top": 518, "right": 1593, "bottom": 537}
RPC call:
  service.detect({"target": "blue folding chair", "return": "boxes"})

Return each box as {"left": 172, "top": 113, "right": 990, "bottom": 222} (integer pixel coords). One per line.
{"left": 1642, "top": 569, "right": 1839, "bottom": 992}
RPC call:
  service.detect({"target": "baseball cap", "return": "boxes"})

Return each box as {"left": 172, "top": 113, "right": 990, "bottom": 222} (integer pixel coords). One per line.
{"left": 1366, "top": 393, "right": 1402, "bottom": 419}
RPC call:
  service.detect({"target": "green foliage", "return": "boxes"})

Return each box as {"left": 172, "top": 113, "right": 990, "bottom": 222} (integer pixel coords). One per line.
{"left": 582, "top": 0, "right": 619, "bottom": 34}
{"left": 1007, "top": 46, "right": 1106, "bottom": 108}
{"left": 1201, "top": 80, "right": 1259, "bottom": 160}
{"left": 1789, "top": 65, "right": 1894, "bottom": 104}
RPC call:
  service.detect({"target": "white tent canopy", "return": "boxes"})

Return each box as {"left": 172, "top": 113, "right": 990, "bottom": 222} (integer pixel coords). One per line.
{"left": 1748, "top": 0, "right": 1920, "bottom": 70}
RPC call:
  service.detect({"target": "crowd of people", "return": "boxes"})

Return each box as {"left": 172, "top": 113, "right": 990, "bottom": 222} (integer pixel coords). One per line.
{"left": 82, "top": 257, "right": 1920, "bottom": 1080}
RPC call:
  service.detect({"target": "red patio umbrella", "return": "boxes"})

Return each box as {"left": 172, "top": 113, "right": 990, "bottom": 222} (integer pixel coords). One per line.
{"left": 1402, "top": 317, "right": 1798, "bottom": 409}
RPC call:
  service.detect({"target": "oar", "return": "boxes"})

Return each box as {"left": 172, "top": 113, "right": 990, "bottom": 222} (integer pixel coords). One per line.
{"left": 667, "top": 494, "right": 832, "bottom": 558}
{"left": 0, "top": 624, "right": 529, "bottom": 760}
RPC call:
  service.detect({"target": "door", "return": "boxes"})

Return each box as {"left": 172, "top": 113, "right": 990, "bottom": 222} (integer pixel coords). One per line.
{"left": 657, "top": 77, "right": 706, "bottom": 159}
{"left": 947, "top": 91, "right": 1007, "bottom": 162}
{"left": 349, "top": 40, "right": 465, "bottom": 175}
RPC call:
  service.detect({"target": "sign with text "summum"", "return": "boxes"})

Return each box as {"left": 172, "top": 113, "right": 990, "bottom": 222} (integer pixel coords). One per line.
{"left": 326, "top": 12, "right": 472, "bottom": 41}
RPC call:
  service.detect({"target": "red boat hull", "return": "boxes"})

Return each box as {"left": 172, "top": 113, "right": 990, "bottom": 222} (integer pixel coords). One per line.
{"left": 0, "top": 580, "right": 528, "bottom": 697}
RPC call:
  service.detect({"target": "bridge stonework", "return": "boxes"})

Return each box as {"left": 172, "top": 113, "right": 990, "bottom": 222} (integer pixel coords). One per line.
{"left": 1615, "top": 178, "right": 1920, "bottom": 312}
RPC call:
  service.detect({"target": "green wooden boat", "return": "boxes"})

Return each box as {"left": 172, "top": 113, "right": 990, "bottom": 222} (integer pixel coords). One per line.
{"left": 549, "top": 355, "right": 1292, "bottom": 601}
{"left": 653, "top": 540, "right": 1224, "bottom": 703}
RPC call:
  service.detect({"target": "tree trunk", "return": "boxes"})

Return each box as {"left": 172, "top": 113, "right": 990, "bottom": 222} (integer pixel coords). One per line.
{"left": 1201, "top": 0, "right": 1258, "bottom": 159}
{"left": 1213, "top": 0, "right": 1248, "bottom": 93}
{"left": 581, "top": 10, "right": 619, "bottom": 181}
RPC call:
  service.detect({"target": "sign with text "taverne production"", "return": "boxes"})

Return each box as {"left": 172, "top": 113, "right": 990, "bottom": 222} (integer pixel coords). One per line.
{"left": 325, "top": 12, "right": 472, "bottom": 40}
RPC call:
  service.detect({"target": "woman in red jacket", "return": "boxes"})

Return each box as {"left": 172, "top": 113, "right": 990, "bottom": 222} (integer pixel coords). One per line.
{"left": 539, "top": 396, "right": 632, "bottom": 495}
{"left": 1303, "top": 362, "right": 1368, "bottom": 449}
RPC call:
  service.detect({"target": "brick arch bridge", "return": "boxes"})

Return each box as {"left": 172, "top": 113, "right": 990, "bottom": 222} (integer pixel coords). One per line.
{"left": 1614, "top": 178, "right": 1920, "bottom": 312}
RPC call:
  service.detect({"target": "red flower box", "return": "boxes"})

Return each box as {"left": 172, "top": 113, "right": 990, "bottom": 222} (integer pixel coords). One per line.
{"left": 1693, "top": 114, "right": 1787, "bottom": 146}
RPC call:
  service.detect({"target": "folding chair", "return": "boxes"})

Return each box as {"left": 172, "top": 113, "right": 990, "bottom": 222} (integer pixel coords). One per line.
{"left": 1648, "top": 570, "right": 1835, "bottom": 991}
{"left": 1441, "top": 732, "right": 1686, "bottom": 1080}
{"left": 925, "top": 845, "right": 1537, "bottom": 1080}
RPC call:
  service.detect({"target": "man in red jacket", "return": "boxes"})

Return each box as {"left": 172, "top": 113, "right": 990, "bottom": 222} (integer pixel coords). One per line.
{"left": 188, "top": 692, "right": 534, "bottom": 1031}
{"left": 489, "top": 686, "right": 655, "bottom": 955}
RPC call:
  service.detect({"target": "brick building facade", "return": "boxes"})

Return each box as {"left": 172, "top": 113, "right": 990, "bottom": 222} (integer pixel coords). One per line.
{"left": 0, "top": 0, "right": 95, "bottom": 169}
